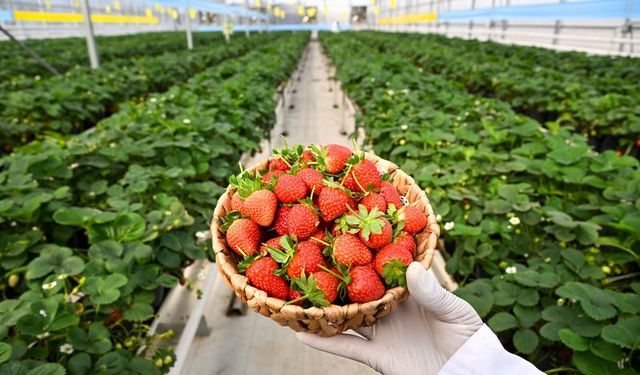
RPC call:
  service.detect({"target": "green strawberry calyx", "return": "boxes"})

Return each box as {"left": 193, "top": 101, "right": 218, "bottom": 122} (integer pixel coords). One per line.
{"left": 381, "top": 259, "right": 408, "bottom": 288}
{"left": 287, "top": 271, "right": 329, "bottom": 307}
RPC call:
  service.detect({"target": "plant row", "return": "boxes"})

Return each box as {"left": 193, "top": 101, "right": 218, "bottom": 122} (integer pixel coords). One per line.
{"left": 350, "top": 31, "right": 640, "bottom": 143}
{"left": 0, "top": 32, "right": 308, "bottom": 374}
{"left": 0, "top": 33, "right": 277, "bottom": 152}
{"left": 0, "top": 32, "right": 223, "bottom": 86}
{"left": 321, "top": 32, "right": 640, "bottom": 375}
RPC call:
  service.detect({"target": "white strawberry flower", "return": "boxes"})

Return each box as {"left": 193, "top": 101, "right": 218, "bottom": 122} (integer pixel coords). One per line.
{"left": 60, "top": 343, "right": 74, "bottom": 354}
{"left": 509, "top": 216, "right": 521, "bottom": 225}
{"left": 444, "top": 221, "right": 455, "bottom": 231}
{"left": 42, "top": 281, "right": 57, "bottom": 290}
{"left": 505, "top": 266, "right": 517, "bottom": 274}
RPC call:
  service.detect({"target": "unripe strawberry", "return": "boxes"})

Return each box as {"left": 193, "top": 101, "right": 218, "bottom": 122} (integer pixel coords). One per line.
{"left": 318, "top": 187, "right": 353, "bottom": 221}
{"left": 298, "top": 168, "right": 324, "bottom": 195}
{"left": 380, "top": 181, "right": 403, "bottom": 209}
{"left": 334, "top": 234, "right": 372, "bottom": 266}
{"left": 399, "top": 206, "right": 427, "bottom": 233}
{"left": 226, "top": 218, "right": 262, "bottom": 256}
{"left": 243, "top": 190, "right": 277, "bottom": 227}
{"left": 275, "top": 174, "right": 307, "bottom": 203}
{"left": 347, "top": 266, "right": 385, "bottom": 303}
{"left": 287, "top": 204, "right": 319, "bottom": 240}
{"left": 287, "top": 241, "right": 326, "bottom": 279}
{"left": 360, "top": 193, "right": 387, "bottom": 214}
{"left": 247, "top": 257, "right": 289, "bottom": 300}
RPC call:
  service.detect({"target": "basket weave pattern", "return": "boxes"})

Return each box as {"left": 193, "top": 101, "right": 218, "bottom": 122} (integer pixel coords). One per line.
{"left": 211, "top": 152, "right": 440, "bottom": 337}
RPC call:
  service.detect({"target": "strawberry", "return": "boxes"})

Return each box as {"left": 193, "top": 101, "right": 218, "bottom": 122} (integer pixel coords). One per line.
{"left": 361, "top": 217, "right": 392, "bottom": 249}
{"left": 300, "top": 150, "right": 316, "bottom": 165}
{"left": 274, "top": 206, "right": 292, "bottom": 236}
{"left": 374, "top": 243, "right": 413, "bottom": 287}
{"left": 287, "top": 240, "right": 326, "bottom": 279}
{"left": 262, "top": 169, "right": 284, "bottom": 186}
{"left": 275, "top": 174, "right": 307, "bottom": 203}
{"left": 243, "top": 190, "right": 277, "bottom": 227}
{"left": 269, "top": 158, "right": 290, "bottom": 172}
{"left": 287, "top": 204, "right": 319, "bottom": 240}
{"left": 318, "top": 187, "right": 353, "bottom": 221}
{"left": 399, "top": 206, "right": 427, "bottom": 233}
{"left": 289, "top": 271, "right": 340, "bottom": 306}
{"left": 346, "top": 266, "right": 385, "bottom": 303}
{"left": 297, "top": 167, "right": 324, "bottom": 195}
{"left": 344, "top": 158, "right": 381, "bottom": 193}
{"left": 246, "top": 257, "right": 289, "bottom": 300}
{"left": 316, "top": 144, "right": 352, "bottom": 174}
{"left": 313, "top": 271, "right": 341, "bottom": 303}
{"left": 259, "top": 236, "right": 284, "bottom": 255}
{"left": 333, "top": 234, "right": 372, "bottom": 266}
{"left": 226, "top": 218, "right": 262, "bottom": 256}
{"left": 395, "top": 233, "right": 416, "bottom": 256}
{"left": 380, "top": 181, "right": 403, "bottom": 209}
{"left": 360, "top": 193, "right": 387, "bottom": 215}
{"left": 231, "top": 193, "right": 245, "bottom": 214}
{"left": 288, "top": 289, "right": 304, "bottom": 305}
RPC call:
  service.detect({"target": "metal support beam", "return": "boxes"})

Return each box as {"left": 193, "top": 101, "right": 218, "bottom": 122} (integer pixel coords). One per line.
{"left": 80, "top": 0, "right": 99, "bottom": 68}
{"left": 185, "top": 1, "right": 193, "bottom": 49}
{"left": 0, "top": 25, "right": 60, "bottom": 75}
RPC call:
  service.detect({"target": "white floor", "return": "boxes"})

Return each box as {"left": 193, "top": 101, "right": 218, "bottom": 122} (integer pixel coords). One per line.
{"left": 180, "top": 36, "right": 376, "bottom": 375}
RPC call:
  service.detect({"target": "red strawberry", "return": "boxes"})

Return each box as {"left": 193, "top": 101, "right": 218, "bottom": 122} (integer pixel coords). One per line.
{"left": 395, "top": 233, "right": 416, "bottom": 256}
{"left": 231, "top": 193, "right": 245, "bottom": 214}
{"left": 287, "top": 204, "right": 319, "bottom": 240}
{"left": 313, "top": 271, "right": 340, "bottom": 303}
{"left": 399, "top": 206, "right": 427, "bottom": 233}
{"left": 318, "top": 187, "right": 353, "bottom": 221}
{"left": 360, "top": 193, "right": 387, "bottom": 213}
{"left": 360, "top": 217, "right": 393, "bottom": 249}
{"left": 288, "top": 289, "right": 304, "bottom": 305}
{"left": 262, "top": 170, "right": 284, "bottom": 186}
{"left": 275, "top": 174, "right": 307, "bottom": 203}
{"left": 298, "top": 168, "right": 324, "bottom": 195}
{"left": 226, "top": 218, "right": 262, "bottom": 256}
{"left": 324, "top": 144, "right": 352, "bottom": 174}
{"left": 269, "top": 158, "right": 290, "bottom": 172}
{"left": 300, "top": 150, "right": 316, "bottom": 165}
{"left": 344, "top": 159, "right": 381, "bottom": 193}
{"left": 310, "top": 229, "right": 328, "bottom": 243}
{"left": 374, "top": 243, "right": 413, "bottom": 287}
{"left": 287, "top": 241, "right": 326, "bottom": 279}
{"left": 333, "top": 234, "right": 372, "bottom": 266}
{"left": 347, "top": 266, "right": 385, "bottom": 303}
{"left": 274, "top": 206, "right": 292, "bottom": 236}
{"left": 380, "top": 181, "right": 403, "bottom": 209}
{"left": 243, "top": 190, "right": 277, "bottom": 227}
{"left": 259, "top": 236, "right": 284, "bottom": 255}
{"left": 246, "top": 257, "right": 289, "bottom": 300}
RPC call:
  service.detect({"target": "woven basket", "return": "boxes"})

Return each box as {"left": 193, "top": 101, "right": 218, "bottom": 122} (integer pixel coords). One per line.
{"left": 211, "top": 151, "right": 440, "bottom": 337}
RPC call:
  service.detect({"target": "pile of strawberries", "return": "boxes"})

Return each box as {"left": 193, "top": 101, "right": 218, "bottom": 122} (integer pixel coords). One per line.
{"left": 221, "top": 143, "right": 428, "bottom": 307}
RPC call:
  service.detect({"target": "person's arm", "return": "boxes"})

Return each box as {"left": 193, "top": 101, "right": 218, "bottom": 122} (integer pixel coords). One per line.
{"left": 297, "top": 262, "right": 544, "bottom": 375}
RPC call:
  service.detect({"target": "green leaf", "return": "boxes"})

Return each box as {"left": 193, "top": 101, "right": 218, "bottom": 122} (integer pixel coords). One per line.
{"left": 558, "top": 328, "right": 588, "bottom": 351}
{"left": 0, "top": 343, "right": 11, "bottom": 365}
{"left": 556, "top": 282, "right": 617, "bottom": 321}
{"left": 94, "top": 352, "right": 126, "bottom": 374}
{"left": 16, "top": 314, "right": 46, "bottom": 336}
{"left": 129, "top": 358, "right": 161, "bottom": 375}
{"left": 0, "top": 362, "right": 28, "bottom": 375}
{"left": 547, "top": 210, "right": 577, "bottom": 228}
{"left": 487, "top": 312, "right": 518, "bottom": 332}
{"left": 123, "top": 303, "right": 154, "bottom": 322}
{"left": 68, "top": 353, "right": 92, "bottom": 375}
{"left": 601, "top": 317, "right": 640, "bottom": 349}
{"left": 26, "top": 245, "right": 85, "bottom": 279}
{"left": 576, "top": 222, "right": 600, "bottom": 245}
{"left": 26, "top": 364, "right": 65, "bottom": 375}
{"left": 513, "top": 328, "right": 538, "bottom": 354}
{"left": 88, "top": 212, "right": 146, "bottom": 243}
{"left": 573, "top": 350, "right": 623, "bottom": 375}
{"left": 454, "top": 280, "right": 493, "bottom": 318}
{"left": 540, "top": 321, "right": 565, "bottom": 341}
{"left": 590, "top": 339, "right": 624, "bottom": 362}
{"left": 513, "top": 304, "right": 540, "bottom": 328}
{"left": 49, "top": 313, "right": 79, "bottom": 332}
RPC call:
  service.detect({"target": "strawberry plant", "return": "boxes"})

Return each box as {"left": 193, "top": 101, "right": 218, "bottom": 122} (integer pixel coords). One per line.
{"left": 0, "top": 32, "right": 308, "bottom": 373}
{"left": 321, "top": 32, "right": 640, "bottom": 374}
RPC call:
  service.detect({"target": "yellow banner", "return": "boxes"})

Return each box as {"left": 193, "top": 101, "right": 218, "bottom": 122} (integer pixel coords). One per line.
{"left": 14, "top": 10, "right": 159, "bottom": 24}
{"left": 378, "top": 12, "right": 437, "bottom": 24}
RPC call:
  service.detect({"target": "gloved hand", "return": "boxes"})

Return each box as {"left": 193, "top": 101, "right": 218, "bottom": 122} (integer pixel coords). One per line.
{"left": 296, "top": 262, "right": 483, "bottom": 375}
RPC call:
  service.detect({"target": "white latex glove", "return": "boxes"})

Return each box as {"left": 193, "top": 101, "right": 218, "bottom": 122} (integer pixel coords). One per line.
{"left": 296, "top": 262, "right": 483, "bottom": 375}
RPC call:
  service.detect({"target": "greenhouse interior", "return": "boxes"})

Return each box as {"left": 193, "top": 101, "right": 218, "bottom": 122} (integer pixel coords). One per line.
{"left": 1, "top": 0, "right": 639, "bottom": 373}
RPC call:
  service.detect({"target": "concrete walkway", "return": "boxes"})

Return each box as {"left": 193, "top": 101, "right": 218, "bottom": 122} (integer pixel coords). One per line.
{"left": 180, "top": 35, "right": 375, "bottom": 375}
